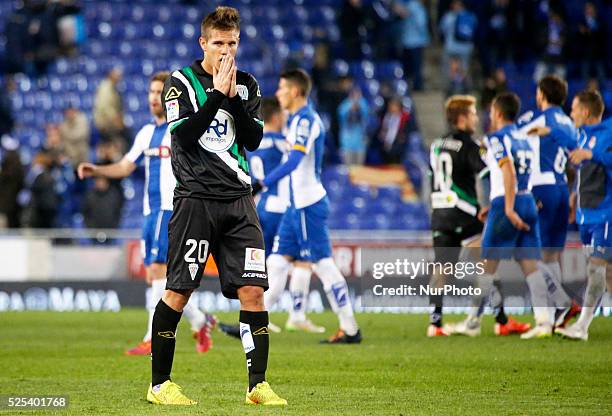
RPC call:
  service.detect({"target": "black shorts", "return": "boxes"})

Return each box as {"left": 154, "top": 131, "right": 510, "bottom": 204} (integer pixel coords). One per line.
{"left": 432, "top": 218, "right": 483, "bottom": 264}
{"left": 166, "top": 195, "right": 268, "bottom": 299}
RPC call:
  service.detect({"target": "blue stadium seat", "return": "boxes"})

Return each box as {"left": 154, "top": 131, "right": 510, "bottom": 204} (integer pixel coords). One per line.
{"left": 377, "top": 61, "right": 404, "bottom": 80}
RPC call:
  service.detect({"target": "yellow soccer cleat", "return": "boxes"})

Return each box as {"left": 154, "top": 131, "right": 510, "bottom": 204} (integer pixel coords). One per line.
{"left": 147, "top": 380, "right": 197, "bottom": 405}
{"left": 245, "top": 382, "right": 287, "bottom": 406}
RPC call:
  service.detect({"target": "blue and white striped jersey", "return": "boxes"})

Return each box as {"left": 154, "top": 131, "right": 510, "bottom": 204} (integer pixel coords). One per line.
{"left": 285, "top": 105, "right": 327, "bottom": 209}
{"left": 576, "top": 120, "right": 612, "bottom": 225}
{"left": 125, "top": 122, "right": 174, "bottom": 215}
{"left": 483, "top": 124, "right": 534, "bottom": 201}
{"left": 516, "top": 107, "right": 578, "bottom": 186}
{"left": 248, "top": 131, "right": 289, "bottom": 213}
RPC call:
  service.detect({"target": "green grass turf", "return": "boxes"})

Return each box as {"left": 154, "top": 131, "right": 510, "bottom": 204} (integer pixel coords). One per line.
{"left": 1, "top": 310, "right": 611, "bottom": 415}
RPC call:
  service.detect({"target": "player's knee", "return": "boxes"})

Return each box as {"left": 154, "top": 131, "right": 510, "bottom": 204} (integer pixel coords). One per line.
{"left": 429, "top": 272, "right": 445, "bottom": 288}
{"left": 541, "top": 250, "right": 560, "bottom": 264}
{"left": 238, "top": 285, "right": 265, "bottom": 310}
{"left": 313, "top": 257, "right": 345, "bottom": 286}
{"left": 293, "top": 261, "right": 312, "bottom": 270}
{"left": 162, "top": 288, "right": 192, "bottom": 311}
{"left": 148, "top": 262, "right": 167, "bottom": 280}
{"left": 519, "top": 259, "right": 539, "bottom": 276}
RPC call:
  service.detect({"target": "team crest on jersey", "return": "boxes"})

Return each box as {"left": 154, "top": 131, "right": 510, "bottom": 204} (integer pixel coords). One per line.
{"left": 297, "top": 118, "right": 310, "bottom": 137}
{"left": 166, "top": 99, "right": 179, "bottom": 122}
{"left": 489, "top": 137, "right": 505, "bottom": 159}
{"left": 165, "top": 87, "right": 182, "bottom": 100}
{"left": 198, "top": 109, "right": 236, "bottom": 153}
{"left": 588, "top": 136, "right": 597, "bottom": 149}
{"left": 188, "top": 263, "right": 198, "bottom": 280}
{"left": 236, "top": 84, "right": 248, "bottom": 100}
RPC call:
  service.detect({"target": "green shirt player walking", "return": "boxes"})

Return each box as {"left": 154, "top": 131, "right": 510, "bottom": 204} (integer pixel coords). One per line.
{"left": 146, "top": 6, "right": 287, "bottom": 406}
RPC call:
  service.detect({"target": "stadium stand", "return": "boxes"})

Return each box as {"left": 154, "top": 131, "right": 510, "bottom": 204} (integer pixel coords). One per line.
{"left": 2, "top": 0, "right": 611, "bottom": 232}
{"left": 1, "top": 0, "right": 431, "bottom": 232}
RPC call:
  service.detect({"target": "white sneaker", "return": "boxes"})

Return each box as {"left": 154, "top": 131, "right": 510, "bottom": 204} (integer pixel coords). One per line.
{"left": 520, "top": 324, "right": 552, "bottom": 339}
{"left": 555, "top": 323, "right": 588, "bottom": 341}
{"left": 268, "top": 322, "right": 282, "bottom": 333}
{"left": 285, "top": 319, "right": 325, "bottom": 333}
{"left": 443, "top": 317, "right": 481, "bottom": 337}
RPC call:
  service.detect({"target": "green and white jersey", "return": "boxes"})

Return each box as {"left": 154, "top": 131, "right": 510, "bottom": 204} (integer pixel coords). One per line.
{"left": 162, "top": 60, "right": 262, "bottom": 200}
{"left": 429, "top": 130, "right": 488, "bottom": 229}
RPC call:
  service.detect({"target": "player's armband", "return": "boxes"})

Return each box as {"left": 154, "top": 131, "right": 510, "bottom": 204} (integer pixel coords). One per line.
{"left": 293, "top": 144, "right": 306, "bottom": 153}
{"left": 498, "top": 157, "right": 510, "bottom": 167}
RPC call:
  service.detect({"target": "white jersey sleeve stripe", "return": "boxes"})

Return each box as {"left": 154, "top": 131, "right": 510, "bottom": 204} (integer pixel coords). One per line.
{"left": 172, "top": 70, "right": 198, "bottom": 112}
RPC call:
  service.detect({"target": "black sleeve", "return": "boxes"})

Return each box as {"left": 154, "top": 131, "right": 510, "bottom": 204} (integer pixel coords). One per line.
{"left": 162, "top": 75, "right": 225, "bottom": 150}
{"left": 466, "top": 141, "right": 487, "bottom": 176}
{"left": 172, "top": 91, "right": 225, "bottom": 149}
{"left": 231, "top": 74, "right": 263, "bottom": 152}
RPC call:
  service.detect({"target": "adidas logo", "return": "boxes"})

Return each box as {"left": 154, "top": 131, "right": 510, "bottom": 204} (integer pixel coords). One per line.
{"left": 188, "top": 263, "right": 198, "bottom": 280}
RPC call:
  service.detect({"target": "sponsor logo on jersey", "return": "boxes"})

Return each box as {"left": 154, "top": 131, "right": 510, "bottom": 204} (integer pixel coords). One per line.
{"left": 241, "top": 272, "right": 267, "bottom": 279}
{"left": 143, "top": 146, "right": 171, "bottom": 158}
{"left": 588, "top": 136, "right": 597, "bottom": 149}
{"left": 489, "top": 136, "right": 505, "bottom": 159}
{"left": 199, "top": 109, "right": 236, "bottom": 153}
{"left": 165, "top": 87, "right": 182, "bottom": 100}
{"left": 166, "top": 99, "right": 179, "bottom": 122}
{"left": 244, "top": 248, "right": 265, "bottom": 272}
{"left": 236, "top": 84, "right": 248, "bottom": 100}
{"left": 297, "top": 118, "right": 310, "bottom": 138}
{"left": 188, "top": 263, "right": 198, "bottom": 280}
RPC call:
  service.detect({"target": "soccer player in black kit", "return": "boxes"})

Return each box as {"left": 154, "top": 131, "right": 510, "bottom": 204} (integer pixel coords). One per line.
{"left": 427, "top": 95, "right": 529, "bottom": 337}
{"left": 146, "top": 6, "right": 286, "bottom": 406}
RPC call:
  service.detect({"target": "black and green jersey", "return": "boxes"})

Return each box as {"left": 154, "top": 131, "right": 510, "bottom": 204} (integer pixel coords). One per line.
{"left": 429, "top": 130, "right": 488, "bottom": 231}
{"left": 162, "top": 60, "right": 263, "bottom": 200}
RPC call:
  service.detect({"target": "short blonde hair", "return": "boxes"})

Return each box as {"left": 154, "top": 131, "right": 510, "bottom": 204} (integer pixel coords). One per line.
{"left": 445, "top": 95, "right": 476, "bottom": 126}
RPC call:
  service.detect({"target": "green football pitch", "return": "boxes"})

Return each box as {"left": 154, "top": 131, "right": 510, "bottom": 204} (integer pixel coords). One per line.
{"left": 1, "top": 310, "right": 611, "bottom": 415}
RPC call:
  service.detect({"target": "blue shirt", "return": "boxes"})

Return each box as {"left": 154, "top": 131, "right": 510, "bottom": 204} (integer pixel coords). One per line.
{"left": 439, "top": 9, "right": 476, "bottom": 54}
{"left": 125, "top": 122, "right": 173, "bottom": 215}
{"left": 484, "top": 124, "right": 534, "bottom": 201}
{"left": 337, "top": 97, "right": 369, "bottom": 151}
{"left": 576, "top": 120, "right": 612, "bottom": 224}
{"left": 247, "top": 131, "right": 288, "bottom": 214}
{"left": 517, "top": 106, "right": 578, "bottom": 186}
{"left": 399, "top": 0, "right": 430, "bottom": 49}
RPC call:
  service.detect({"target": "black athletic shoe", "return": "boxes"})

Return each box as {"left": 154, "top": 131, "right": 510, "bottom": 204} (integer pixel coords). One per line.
{"left": 320, "top": 329, "right": 362, "bottom": 344}
{"left": 218, "top": 323, "right": 241, "bottom": 339}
